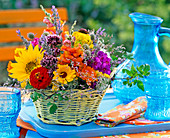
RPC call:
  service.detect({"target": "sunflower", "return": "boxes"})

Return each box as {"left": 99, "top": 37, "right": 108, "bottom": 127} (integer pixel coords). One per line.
{"left": 53, "top": 64, "right": 76, "bottom": 84}
{"left": 9, "top": 44, "right": 44, "bottom": 82}
{"left": 14, "top": 47, "right": 26, "bottom": 57}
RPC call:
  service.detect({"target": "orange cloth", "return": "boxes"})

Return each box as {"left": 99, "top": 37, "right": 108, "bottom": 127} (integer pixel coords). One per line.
{"left": 17, "top": 117, "right": 36, "bottom": 132}
{"left": 95, "top": 96, "right": 147, "bottom": 127}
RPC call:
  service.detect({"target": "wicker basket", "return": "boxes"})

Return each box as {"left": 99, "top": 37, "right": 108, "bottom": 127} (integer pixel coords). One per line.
{"left": 33, "top": 89, "right": 106, "bottom": 126}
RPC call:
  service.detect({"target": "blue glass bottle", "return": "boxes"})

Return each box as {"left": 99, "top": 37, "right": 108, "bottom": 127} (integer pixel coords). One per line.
{"left": 111, "top": 12, "right": 170, "bottom": 104}
{"left": 0, "top": 87, "right": 21, "bottom": 138}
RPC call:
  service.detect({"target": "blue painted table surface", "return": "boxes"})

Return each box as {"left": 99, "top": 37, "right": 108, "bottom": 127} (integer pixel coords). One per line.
{"left": 19, "top": 93, "right": 170, "bottom": 138}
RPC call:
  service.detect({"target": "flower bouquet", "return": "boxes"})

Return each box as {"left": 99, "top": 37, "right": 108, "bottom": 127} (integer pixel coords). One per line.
{"left": 6, "top": 5, "right": 150, "bottom": 126}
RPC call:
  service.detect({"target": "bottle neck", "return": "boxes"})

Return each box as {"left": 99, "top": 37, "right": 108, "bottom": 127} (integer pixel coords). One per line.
{"left": 131, "top": 23, "right": 167, "bottom": 67}
{"left": 132, "top": 23, "right": 160, "bottom": 53}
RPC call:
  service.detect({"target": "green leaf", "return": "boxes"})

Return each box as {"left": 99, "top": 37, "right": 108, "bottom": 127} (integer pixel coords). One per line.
{"left": 47, "top": 102, "right": 52, "bottom": 107}
{"left": 133, "top": 79, "right": 137, "bottom": 85}
{"left": 125, "top": 70, "right": 132, "bottom": 76}
{"left": 58, "top": 95, "right": 64, "bottom": 101}
{"left": 111, "top": 55, "right": 118, "bottom": 60}
{"left": 131, "top": 64, "right": 137, "bottom": 74}
{"left": 25, "top": 82, "right": 34, "bottom": 89}
{"left": 49, "top": 104, "right": 57, "bottom": 114}
{"left": 143, "top": 64, "right": 150, "bottom": 72}
{"left": 30, "top": 91, "right": 39, "bottom": 102}
{"left": 122, "top": 69, "right": 126, "bottom": 73}
{"left": 128, "top": 82, "right": 132, "bottom": 87}
{"left": 138, "top": 74, "right": 144, "bottom": 78}
{"left": 137, "top": 80, "right": 144, "bottom": 91}
{"left": 123, "top": 52, "right": 134, "bottom": 60}
{"left": 139, "top": 65, "right": 145, "bottom": 70}
{"left": 123, "top": 81, "right": 128, "bottom": 85}
{"left": 64, "top": 96, "right": 69, "bottom": 101}
{"left": 144, "top": 72, "right": 150, "bottom": 76}
{"left": 137, "top": 66, "right": 144, "bottom": 74}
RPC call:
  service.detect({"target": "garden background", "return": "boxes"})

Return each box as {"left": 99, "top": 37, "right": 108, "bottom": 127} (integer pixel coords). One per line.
{"left": 0, "top": 0, "right": 170, "bottom": 85}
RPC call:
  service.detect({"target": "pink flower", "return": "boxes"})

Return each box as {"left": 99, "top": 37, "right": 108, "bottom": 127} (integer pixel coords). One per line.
{"left": 63, "top": 40, "right": 71, "bottom": 47}
{"left": 43, "top": 18, "right": 53, "bottom": 28}
{"left": 31, "top": 38, "right": 42, "bottom": 49}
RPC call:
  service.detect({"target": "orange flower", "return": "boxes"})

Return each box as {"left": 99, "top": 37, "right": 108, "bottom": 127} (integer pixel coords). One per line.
{"left": 7, "top": 61, "right": 13, "bottom": 74}
{"left": 61, "top": 31, "right": 69, "bottom": 41}
{"left": 58, "top": 46, "right": 83, "bottom": 66}
{"left": 77, "top": 65, "right": 97, "bottom": 86}
{"left": 44, "top": 26, "right": 56, "bottom": 34}
{"left": 58, "top": 54, "right": 71, "bottom": 65}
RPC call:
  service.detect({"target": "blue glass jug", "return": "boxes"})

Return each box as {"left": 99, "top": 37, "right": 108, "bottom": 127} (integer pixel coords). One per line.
{"left": 111, "top": 12, "right": 170, "bottom": 104}
{"left": 0, "top": 87, "right": 21, "bottom": 138}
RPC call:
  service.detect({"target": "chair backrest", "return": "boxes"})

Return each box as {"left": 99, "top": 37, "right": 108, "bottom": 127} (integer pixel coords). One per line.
{"left": 0, "top": 8, "right": 68, "bottom": 61}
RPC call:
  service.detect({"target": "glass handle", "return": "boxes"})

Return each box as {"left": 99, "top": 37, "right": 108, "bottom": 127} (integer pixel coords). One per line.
{"left": 158, "top": 27, "right": 170, "bottom": 37}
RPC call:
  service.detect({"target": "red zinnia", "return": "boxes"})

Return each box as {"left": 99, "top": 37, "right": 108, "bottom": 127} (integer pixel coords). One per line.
{"left": 30, "top": 67, "right": 52, "bottom": 90}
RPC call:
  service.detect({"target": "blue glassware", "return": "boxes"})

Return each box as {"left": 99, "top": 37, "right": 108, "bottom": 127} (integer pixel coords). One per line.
{"left": 0, "top": 87, "right": 21, "bottom": 138}
{"left": 144, "top": 77, "right": 170, "bottom": 121}
{"left": 111, "top": 12, "right": 170, "bottom": 104}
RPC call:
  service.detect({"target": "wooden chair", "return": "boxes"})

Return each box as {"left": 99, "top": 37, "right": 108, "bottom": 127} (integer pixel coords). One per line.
{"left": 0, "top": 8, "right": 68, "bottom": 61}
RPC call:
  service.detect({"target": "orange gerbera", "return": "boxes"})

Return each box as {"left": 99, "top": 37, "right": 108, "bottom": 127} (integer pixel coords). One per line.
{"left": 77, "top": 65, "right": 98, "bottom": 86}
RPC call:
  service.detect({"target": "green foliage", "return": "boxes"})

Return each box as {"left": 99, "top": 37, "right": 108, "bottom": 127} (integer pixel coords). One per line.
{"left": 49, "top": 103, "right": 57, "bottom": 114}
{"left": 25, "top": 82, "right": 33, "bottom": 89}
{"left": 30, "top": 90, "right": 69, "bottom": 114}
{"left": 123, "top": 52, "right": 134, "bottom": 60}
{"left": 30, "top": 91, "right": 41, "bottom": 102}
{"left": 122, "top": 64, "right": 150, "bottom": 91}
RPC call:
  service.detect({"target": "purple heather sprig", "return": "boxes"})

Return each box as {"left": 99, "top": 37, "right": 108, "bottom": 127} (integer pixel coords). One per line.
{"left": 16, "top": 29, "right": 30, "bottom": 49}
{"left": 51, "top": 5, "right": 62, "bottom": 35}
{"left": 96, "top": 27, "right": 106, "bottom": 36}
{"left": 41, "top": 55, "right": 58, "bottom": 77}
{"left": 46, "top": 34, "right": 62, "bottom": 49}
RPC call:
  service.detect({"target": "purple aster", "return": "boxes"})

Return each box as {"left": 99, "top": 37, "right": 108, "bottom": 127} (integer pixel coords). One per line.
{"left": 101, "top": 56, "right": 111, "bottom": 65}
{"left": 97, "top": 51, "right": 107, "bottom": 58}
{"left": 100, "top": 63, "right": 111, "bottom": 75}
{"left": 91, "top": 57, "right": 102, "bottom": 70}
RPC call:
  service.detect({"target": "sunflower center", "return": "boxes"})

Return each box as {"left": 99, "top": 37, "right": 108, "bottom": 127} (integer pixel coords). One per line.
{"left": 25, "top": 61, "right": 37, "bottom": 74}
{"left": 60, "top": 72, "right": 67, "bottom": 78}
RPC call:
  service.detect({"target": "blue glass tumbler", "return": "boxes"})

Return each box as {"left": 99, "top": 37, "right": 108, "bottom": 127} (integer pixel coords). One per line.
{"left": 144, "top": 77, "right": 170, "bottom": 121}
{"left": 112, "top": 12, "right": 170, "bottom": 104}
{"left": 0, "top": 87, "right": 21, "bottom": 138}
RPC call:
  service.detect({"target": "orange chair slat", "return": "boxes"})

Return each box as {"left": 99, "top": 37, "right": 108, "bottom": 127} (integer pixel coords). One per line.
{"left": 0, "top": 27, "right": 45, "bottom": 43}
{"left": 0, "top": 7, "right": 68, "bottom": 61}
{"left": 0, "top": 8, "right": 68, "bottom": 24}
{"left": 0, "top": 25, "right": 69, "bottom": 43}
{"left": 0, "top": 45, "right": 24, "bottom": 61}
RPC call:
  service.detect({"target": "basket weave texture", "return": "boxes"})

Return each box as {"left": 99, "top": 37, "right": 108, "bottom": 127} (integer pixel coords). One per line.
{"left": 33, "top": 89, "right": 106, "bottom": 126}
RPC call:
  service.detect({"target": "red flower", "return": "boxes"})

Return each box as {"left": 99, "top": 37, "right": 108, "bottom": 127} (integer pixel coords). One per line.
{"left": 30, "top": 67, "right": 52, "bottom": 90}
